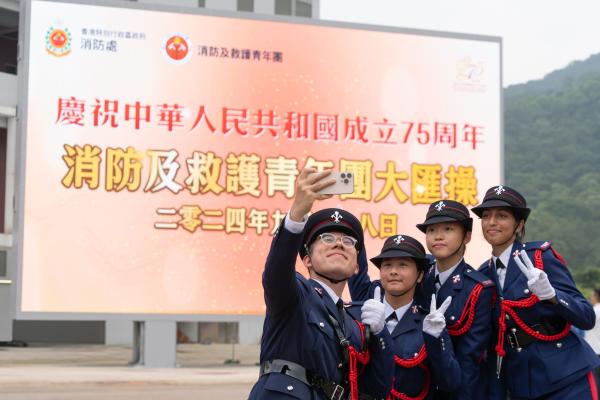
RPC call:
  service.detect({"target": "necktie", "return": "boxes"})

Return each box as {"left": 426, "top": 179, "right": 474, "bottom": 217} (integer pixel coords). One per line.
{"left": 434, "top": 274, "right": 441, "bottom": 293}
{"left": 496, "top": 258, "right": 506, "bottom": 270}
{"left": 386, "top": 312, "right": 398, "bottom": 334}
{"left": 336, "top": 299, "right": 346, "bottom": 335}
{"left": 496, "top": 258, "right": 507, "bottom": 290}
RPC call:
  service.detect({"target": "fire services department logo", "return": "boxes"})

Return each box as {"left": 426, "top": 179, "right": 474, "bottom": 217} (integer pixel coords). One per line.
{"left": 162, "top": 33, "right": 192, "bottom": 64}
{"left": 45, "top": 27, "right": 71, "bottom": 57}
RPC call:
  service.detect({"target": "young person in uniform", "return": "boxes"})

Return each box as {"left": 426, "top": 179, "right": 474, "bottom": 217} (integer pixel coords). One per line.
{"left": 349, "top": 234, "right": 462, "bottom": 399}
{"left": 474, "top": 185, "right": 599, "bottom": 400}
{"left": 417, "top": 200, "right": 496, "bottom": 399}
{"left": 248, "top": 168, "right": 393, "bottom": 400}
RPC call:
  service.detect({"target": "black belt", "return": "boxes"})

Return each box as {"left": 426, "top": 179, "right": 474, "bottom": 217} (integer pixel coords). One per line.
{"left": 260, "top": 359, "right": 379, "bottom": 400}
{"left": 506, "top": 322, "right": 566, "bottom": 350}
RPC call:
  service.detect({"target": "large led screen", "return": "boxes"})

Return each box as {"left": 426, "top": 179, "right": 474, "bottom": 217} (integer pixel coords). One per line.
{"left": 18, "top": 0, "right": 501, "bottom": 316}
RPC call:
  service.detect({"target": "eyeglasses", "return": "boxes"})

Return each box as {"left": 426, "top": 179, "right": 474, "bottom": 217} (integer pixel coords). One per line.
{"left": 318, "top": 233, "right": 358, "bottom": 248}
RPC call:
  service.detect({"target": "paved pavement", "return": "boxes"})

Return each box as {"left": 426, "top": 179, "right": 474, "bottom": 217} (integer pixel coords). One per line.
{"left": 0, "top": 343, "right": 260, "bottom": 399}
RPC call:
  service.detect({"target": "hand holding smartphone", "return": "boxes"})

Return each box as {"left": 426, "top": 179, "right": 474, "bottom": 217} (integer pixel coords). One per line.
{"left": 316, "top": 172, "right": 355, "bottom": 195}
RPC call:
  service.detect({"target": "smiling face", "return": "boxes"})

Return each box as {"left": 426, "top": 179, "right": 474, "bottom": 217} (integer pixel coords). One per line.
{"left": 425, "top": 222, "right": 471, "bottom": 268}
{"left": 379, "top": 257, "right": 422, "bottom": 298}
{"left": 481, "top": 207, "right": 524, "bottom": 255}
{"left": 302, "top": 231, "right": 358, "bottom": 282}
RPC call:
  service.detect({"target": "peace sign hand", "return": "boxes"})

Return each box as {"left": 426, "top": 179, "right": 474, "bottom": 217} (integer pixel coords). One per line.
{"left": 513, "top": 250, "right": 556, "bottom": 301}
{"left": 422, "top": 294, "right": 452, "bottom": 338}
{"left": 361, "top": 286, "right": 386, "bottom": 335}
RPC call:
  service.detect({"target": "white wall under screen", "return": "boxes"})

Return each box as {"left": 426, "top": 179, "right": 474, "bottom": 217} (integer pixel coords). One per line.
{"left": 16, "top": 0, "right": 501, "bottom": 319}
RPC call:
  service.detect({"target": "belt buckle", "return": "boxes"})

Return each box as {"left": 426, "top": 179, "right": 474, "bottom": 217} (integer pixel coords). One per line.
{"left": 507, "top": 330, "right": 521, "bottom": 351}
{"left": 331, "top": 384, "right": 345, "bottom": 400}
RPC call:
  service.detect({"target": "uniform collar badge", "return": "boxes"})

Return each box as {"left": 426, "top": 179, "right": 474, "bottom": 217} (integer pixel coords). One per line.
{"left": 512, "top": 249, "right": 521, "bottom": 258}
{"left": 452, "top": 274, "right": 461, "bottom": 284}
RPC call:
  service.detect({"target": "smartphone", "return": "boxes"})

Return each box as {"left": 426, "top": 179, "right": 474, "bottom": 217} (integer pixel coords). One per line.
{"left": 317, "top": 172, "right": 355, "bottom": 195}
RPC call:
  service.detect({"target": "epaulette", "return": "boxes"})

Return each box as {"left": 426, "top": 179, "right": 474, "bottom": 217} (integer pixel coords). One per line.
{"left": 426, "top": 254, "right": 436, "bottom": 266}
{"left": 344, "top": 302, "right": 364, "bottom": 321}
{"left": 522, "top": 241, "right": 567, "bottom": 267}
{"left": 345, "top": 300, "right": 365, "bottom": 308}
{"left": 464, "top": 266, "right": 496, "bottom": 287}
{"left": 427, "top": 264, "right": 435, "bottom": 275}
{"left": 522, "top": 241, "right": 552, "bottom": 251}
{"left": 478, "top": 258, "right": 492, "bottom": 270}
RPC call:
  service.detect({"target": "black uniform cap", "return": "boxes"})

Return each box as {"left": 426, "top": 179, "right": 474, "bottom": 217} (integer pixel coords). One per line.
{"left": 370, "top": 234, "right": 429, "bottom": 270}
{"left": 299, "top": 208, "right": 364, "bottom": 258}
{"left": 416, "top": 200, "right": 473, "bottom": 233}
{"left": 471, "top": 185, "right": 531, "bottom": 221}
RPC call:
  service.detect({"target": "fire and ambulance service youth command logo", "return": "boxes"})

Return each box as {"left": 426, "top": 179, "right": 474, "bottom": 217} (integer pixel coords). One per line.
{"left": 45, "top": 26, "right": 72, "bottom": 57}
{"left": 162, "top": 33, "right": 192, "bottom": 64}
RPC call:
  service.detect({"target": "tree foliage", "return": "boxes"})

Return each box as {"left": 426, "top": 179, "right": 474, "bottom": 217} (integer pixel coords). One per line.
{"left": 505, "top": 54, "right": 600, "bottom": 292}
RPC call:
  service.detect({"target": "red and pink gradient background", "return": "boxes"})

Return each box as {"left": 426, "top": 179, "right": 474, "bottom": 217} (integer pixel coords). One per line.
{"left": 20, "top": 1, "right": 501, "bottom": 315}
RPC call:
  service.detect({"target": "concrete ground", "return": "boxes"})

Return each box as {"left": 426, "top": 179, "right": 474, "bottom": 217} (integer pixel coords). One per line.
{"left": 0, "top": 343, "right": 260, "bottom": 399}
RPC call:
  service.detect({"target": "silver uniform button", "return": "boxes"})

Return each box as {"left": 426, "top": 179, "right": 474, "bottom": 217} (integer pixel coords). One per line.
{"left": 319, "top": 322, "right": 325, "bottom": 328}
{"left": 287, "top": 385, "right": 294, "bottom": 391}
{"left": 524, "top": 289, "right": 530, "bottom": 294}
{"left": 450, "top": 316, "right": 455, "bottom": 321}
{"left": 556, "top": 342, "right": 562, "bottom": 348}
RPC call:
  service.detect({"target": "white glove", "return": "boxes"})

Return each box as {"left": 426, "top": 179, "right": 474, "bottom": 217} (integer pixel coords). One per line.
{"left": 422, "top": 294, "right": 452, "bottom": 338}
{"left": 361, "top": 286, "right": 385, "bottom": 335}
{"left": 514, "top": 250, "right": 556, "bottom": 301}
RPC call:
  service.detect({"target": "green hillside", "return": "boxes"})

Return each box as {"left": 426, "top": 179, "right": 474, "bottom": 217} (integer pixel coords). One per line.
{"left": 504, "top": 53, "right": 600, "bottom": 292}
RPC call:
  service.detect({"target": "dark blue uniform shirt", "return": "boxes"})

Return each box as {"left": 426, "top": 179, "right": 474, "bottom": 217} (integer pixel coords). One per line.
{"left": 349, "top": 250, "right": 462, "bottom": 399}
{"left": 480, "top": 240, "right": 600, "bottom": 399}
{"left": 248, "top": 221, "right": 394, "bottom": 399}
{"left": 419, "top": 259, "right": 495, "bottom": 400}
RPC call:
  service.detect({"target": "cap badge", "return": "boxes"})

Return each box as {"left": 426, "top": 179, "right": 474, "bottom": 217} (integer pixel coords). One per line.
{"left": 494, "top": 185, "right": 506, "bottom": 195}
{"left": 331, "top": 210, "right": 343, "bottom": 223}
{"left": 434, "top": 201, "right": 446, "bottom": 212}
{"left": 393, "top": 235, "right": 405, "bottom": 245}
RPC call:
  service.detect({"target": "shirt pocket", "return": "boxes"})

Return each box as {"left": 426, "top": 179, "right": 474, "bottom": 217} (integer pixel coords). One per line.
{"left": 538, "top": 334, "right": 587, "bottom": 383}
{"left": 307, "top": 309, "right": 336, "bottom": 341}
